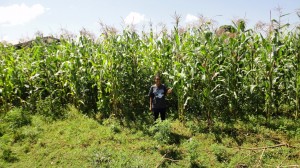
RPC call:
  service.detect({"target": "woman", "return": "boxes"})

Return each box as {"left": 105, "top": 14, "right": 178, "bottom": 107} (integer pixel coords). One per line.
{"left": 148, "top": 74, "right": 172, "bottom": 121}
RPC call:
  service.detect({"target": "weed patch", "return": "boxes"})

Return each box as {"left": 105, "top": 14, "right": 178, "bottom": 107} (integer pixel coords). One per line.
{"left": 0, "top": 110, "right": 299, "bottom": 167}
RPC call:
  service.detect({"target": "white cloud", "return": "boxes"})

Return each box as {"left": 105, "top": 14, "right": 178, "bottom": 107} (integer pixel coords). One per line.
{"left": 0, "top": 35, "right": 18, "bottom": 44}
{"left": 0, "top": 35, "right": 9, "bottom": 42}
{"left": 185, "top": 14, "right": 198, "bottom": 23}
{"left": 0, "top": 3, "right": 46, "bottom": 26}
{"left": 124, "top": 12, "right": 145, "bottom": 25}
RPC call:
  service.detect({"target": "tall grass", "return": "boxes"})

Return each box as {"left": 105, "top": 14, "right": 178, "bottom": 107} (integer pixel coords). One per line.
{"left": 0, "top": 18, "right": 299, "bottom": 121}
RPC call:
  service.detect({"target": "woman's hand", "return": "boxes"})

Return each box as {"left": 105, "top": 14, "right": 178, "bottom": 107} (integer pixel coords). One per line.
{"left": 167, "top": 88, "right": 173, "bottom": 94}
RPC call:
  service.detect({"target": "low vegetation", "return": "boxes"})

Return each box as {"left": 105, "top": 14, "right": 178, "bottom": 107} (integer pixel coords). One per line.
{"left": 0, "top": 106, "right": 299, "bottom": 167}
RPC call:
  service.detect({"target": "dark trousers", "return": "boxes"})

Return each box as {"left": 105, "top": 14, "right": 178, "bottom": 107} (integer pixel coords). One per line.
{"left": 152, "top": 108, "right": 166, "bottom": 121}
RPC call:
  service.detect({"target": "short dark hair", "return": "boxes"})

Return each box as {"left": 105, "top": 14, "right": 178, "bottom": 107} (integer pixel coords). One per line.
{"left": 155, "top": 73, "right": 161, "bottom": 79}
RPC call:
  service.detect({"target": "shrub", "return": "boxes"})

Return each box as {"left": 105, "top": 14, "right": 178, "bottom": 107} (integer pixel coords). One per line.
{"left": 2, "top": 108, "right": 31, "bottom": 130}
{"left": 149, "top": 120, "right": 172, "bottom": 144}
{"left": 1, "top": 148, "right": 18, "bottom": 163}
{"left": 211, "top": 144, "right": 232, "bottom": 164}
{"left": 102, "top": 117, "right": 121, "bottom": 134}
{"left": 36, "top": 96, "right": 65, "bottom": 121}
{"left": 184, "top": 138, "right": 200, "bottom": 166}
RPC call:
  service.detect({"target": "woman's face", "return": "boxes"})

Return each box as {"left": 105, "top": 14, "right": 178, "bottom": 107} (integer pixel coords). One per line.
{"left": 155, "top": 77, "right": 161, "bottom": 86}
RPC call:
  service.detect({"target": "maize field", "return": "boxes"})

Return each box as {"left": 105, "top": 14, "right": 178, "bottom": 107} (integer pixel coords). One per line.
{"left": 0, "top": 20, "right": 299, "bottom": 122}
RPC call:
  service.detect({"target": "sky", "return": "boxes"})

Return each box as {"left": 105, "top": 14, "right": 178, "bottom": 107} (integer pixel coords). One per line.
{"left": 0, "top": 0, "right": 299, "bottom": 44}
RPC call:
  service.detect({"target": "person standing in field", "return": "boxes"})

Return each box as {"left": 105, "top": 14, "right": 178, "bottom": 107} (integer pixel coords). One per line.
{"left": 148, "top": 74, "right": 172, "bottom": 121}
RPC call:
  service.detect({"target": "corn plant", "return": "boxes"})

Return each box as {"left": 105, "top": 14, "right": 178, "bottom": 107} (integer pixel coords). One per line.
{"left": 0, "top": 19, "right": 299, "bottom": 121}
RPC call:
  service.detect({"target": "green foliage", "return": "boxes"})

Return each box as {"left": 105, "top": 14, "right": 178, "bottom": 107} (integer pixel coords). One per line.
{"left": 1, "top": 21, "right": 299, "bottom": 122}
{"left": 102, "top": 117, "right": 121, "bottom": 133}
{"left": 149, "top": 120, "right": 172, "bottom": 144}
{"left": 0, "top": 108, "right": 299, "bottom": 167}
{"left": 1, "top": 108, "right": 31, "bottom": 130}
{"left": 90, "top": 148, "right": 113, "bottom": 167}
{"left": 1, "top": 148, "right": 18, "bottom": 163}
{"left": 36, "top": 96, "right": 65, "bottom": 121}
{"left": 184, "top": 138, "right": 202, "bottom": 167}
{"left": 90, "top": 148, "right": 146, "bottom": 168}
{"left": 185, "top": 120, "right": 207, "bottom": 134}
{"left": 211, "top": 144, "right": 232, "bottom": 163}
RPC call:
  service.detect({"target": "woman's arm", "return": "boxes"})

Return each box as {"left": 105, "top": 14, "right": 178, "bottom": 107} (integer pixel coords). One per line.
{"left": 149, "top": 86, "right": 153, "bottom": 111}
{"left": 149, "top": 97, "right": 153, "bottom": 111}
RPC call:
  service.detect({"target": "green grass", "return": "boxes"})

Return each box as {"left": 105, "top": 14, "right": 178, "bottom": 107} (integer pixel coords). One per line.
{"left": 1, "top": 106, "right": 299, "bottom": 167}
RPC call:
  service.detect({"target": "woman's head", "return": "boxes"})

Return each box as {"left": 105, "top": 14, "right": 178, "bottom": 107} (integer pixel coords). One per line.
{"left": 154, "top": 74, "right": 162, "bottom": 86}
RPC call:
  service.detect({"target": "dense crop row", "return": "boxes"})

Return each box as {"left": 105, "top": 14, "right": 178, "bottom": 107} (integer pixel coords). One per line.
{"left": 0, "top": 20, "right": 299, "bottom": 121}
